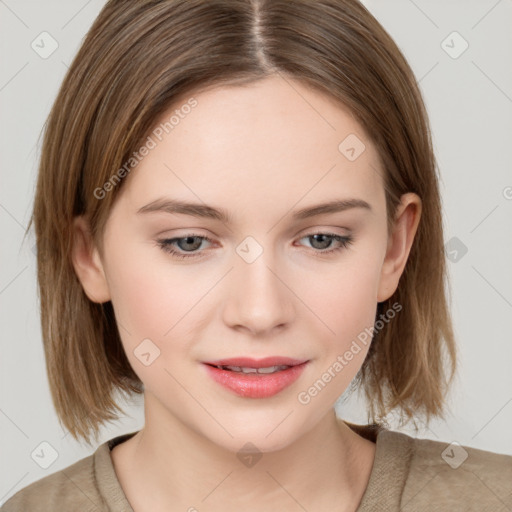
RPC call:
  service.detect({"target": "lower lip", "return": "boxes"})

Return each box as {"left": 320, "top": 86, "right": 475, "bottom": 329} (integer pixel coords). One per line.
{"left": 202, "top": 362, "right": 309, "bottom": 398}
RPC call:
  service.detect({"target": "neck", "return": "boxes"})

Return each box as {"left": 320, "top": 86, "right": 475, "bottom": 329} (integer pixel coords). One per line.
{"left": 113, "top": 394, "right": 376, "bottom": 512}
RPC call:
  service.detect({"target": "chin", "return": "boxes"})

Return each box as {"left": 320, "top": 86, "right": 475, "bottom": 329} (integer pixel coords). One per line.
{"left": 203, "top": 414, "right": 303, "bottom": 454}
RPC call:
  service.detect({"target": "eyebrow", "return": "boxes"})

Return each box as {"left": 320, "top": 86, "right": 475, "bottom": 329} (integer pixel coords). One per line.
{"left": 137, "top": 197, "right": 372, "bottom": 223}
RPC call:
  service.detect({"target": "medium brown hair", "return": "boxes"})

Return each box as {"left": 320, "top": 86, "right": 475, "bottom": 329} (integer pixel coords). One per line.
{"left": 26, "top": 0, "right": 457, "bottom": 446}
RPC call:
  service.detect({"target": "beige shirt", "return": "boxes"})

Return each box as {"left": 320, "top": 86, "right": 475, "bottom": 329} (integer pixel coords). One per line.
{"left": 2, "top": 419, "right": 511, "bottom": 511}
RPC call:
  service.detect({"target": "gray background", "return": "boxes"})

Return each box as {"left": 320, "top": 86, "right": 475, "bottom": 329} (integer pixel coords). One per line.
{"left": 1, "top": 0, "right": 511, "bottom": 503}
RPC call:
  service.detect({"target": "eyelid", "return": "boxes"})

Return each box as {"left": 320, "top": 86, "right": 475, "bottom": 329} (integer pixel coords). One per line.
{"left": 296, "top": 225, "right": 351, "bottom": 236}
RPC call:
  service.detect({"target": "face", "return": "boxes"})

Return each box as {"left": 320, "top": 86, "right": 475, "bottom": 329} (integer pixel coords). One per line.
{"left": 73, "top": 75, "right": 420, "bottom": 453}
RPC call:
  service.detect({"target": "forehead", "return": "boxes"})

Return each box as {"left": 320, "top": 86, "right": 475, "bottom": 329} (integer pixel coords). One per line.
{"left": 118, "top": 75, "right": 385, "bottom": 217}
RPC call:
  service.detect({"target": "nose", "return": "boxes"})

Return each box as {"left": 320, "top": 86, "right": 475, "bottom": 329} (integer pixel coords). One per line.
{"left": 222, "top": 246, "right": 295, "bottom": 336}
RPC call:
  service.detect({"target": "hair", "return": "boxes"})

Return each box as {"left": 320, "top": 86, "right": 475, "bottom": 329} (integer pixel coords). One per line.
{"left": 25, "top": 0, "right": 457, "bottom": 446}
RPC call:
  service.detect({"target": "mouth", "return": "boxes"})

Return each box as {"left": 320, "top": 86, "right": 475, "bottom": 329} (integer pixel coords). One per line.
{"left": 201, "top": 357, "right": 310, "bottom": 398}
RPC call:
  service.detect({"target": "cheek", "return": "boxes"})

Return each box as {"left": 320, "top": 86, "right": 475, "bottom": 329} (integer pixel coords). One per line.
{"left": 105, "top": 245, "right": 222, "bottom": 368}
{"left": 111, "top": 269, "right": 171, "bottom": 334}
{"left": 297, "top": 258, "right": 381, "bottom": 337}
{"left": 105, "top": 254, "right": 204, "bottom": 388}
{"left": 103, "top": 243, "right": 188, "bottom": 351}
{"left": 106, "top": 238, "right": 202, "bottom": 329}
{"left": 290, "top": 256, "right": 383, "bottom": 395}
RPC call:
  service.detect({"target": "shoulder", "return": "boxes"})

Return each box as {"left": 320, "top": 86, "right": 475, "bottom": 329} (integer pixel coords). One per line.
{"left": 395, "top": 431, "right": 512, "bottom": 511}
{"left": 0, "top": 450, "right": 101, "bottom": 512}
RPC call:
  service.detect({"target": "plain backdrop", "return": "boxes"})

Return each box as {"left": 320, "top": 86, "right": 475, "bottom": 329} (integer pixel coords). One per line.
{"left": 1, "top": 0, "right": 511, "bottom": 504}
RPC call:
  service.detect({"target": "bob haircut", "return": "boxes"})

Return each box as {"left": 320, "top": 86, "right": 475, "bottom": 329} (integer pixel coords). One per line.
{"left": 26, "top": 0, "right": 457, "bottom": 446}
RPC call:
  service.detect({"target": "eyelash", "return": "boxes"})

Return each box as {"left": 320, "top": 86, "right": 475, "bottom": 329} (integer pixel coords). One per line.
{"left": 156, "top": 232, "right": 354, "bottom": 260}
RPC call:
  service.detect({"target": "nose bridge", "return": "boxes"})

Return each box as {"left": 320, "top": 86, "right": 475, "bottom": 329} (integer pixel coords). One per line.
{"left": 224, "top": 235, "right": 293, "bottom": 332}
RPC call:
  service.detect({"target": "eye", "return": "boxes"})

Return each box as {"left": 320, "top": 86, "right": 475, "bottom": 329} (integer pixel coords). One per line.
{"left": 156, "top": 231, "right": 354, "bottom": 260}
{"left": 296, "top": 232, "right": 354, "bottom": 257}
{"left": 157, "top": 234, "right": 214, "bottom": 260}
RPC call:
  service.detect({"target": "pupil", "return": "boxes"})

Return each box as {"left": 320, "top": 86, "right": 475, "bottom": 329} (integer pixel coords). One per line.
{"left": 312, "top": 234, "right": 331, "bottom": 249}
{"left": 180, "top": 236, "right": 201, "bottom": 251}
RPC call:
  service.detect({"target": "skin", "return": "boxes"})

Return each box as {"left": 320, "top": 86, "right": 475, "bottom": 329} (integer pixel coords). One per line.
{"left": 72, "top": 74, "right": 421, "bottom": 512}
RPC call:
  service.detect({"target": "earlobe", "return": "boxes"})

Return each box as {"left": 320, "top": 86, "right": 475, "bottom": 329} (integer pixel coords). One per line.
{"left": 377, "top": 193, "right": 422, "bottom": 303}
{"left": 71, "top": 216, "right": 111, "bottom": 303}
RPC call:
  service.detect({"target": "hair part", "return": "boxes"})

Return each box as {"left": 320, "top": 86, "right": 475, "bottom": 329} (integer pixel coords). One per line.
{"left": 26, "top": 0, "right": 457, "bottom": 446}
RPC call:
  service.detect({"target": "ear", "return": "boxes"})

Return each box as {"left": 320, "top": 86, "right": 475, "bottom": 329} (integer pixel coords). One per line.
{"left": 71, "top": 215, "right": 111, "bottom": 303}
{"left": 377, "top": 193, "right": 422, "bottom": 303}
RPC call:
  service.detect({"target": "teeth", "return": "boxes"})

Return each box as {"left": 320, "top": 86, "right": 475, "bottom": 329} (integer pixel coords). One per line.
{"left": 216, "top": 365, "right": 290, "bottom": 374}
{"left": 256, "top": 365, "right": 288, "bottom": 374}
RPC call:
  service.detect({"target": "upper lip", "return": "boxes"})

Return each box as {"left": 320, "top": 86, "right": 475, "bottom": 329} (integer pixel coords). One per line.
{"left": 203, "top": 357, "right": 308, "bottom": 368}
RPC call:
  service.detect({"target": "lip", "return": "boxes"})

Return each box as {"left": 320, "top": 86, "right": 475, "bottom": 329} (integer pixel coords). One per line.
{"left": 203, "top": 356, "right": 308, "bottom": 368}
{"left": 201, "top": 357, "right": 310, "bottom": 398}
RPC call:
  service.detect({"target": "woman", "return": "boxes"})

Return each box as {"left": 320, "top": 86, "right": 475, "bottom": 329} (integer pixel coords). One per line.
{"left": 3, "top": 1, "right": 511, "bottom": 511}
